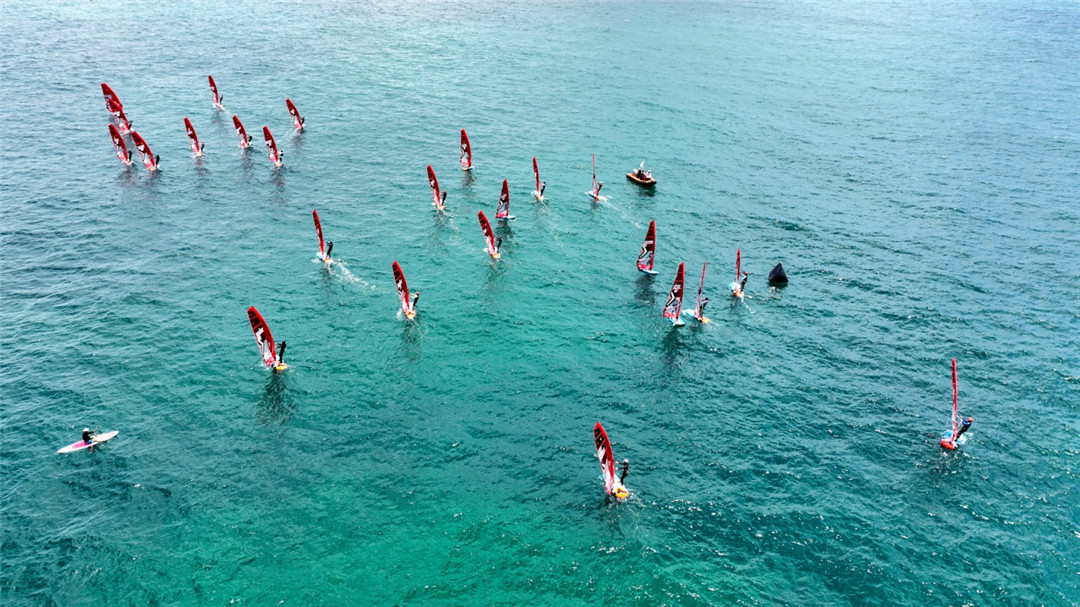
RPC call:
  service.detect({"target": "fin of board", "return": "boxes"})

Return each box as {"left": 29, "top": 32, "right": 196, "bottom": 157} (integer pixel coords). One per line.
{"left": 637, "top": 220, "right": 656, "bottom": 272}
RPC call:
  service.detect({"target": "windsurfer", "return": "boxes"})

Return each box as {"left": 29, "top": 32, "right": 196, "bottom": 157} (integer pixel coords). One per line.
{"left": 324, "top": 241, "right": 334, "bottom": 261}
{"left": 539, "top": 181, "right": 546, "bottom": 196}
{"left": 619, "top": 459, "right": 629, "bottom": 483}
{"left": 956, "top": 417, "right": 973, "bottom": 440}
{"left": 277, "top": 341, "right": 287, "bottom": 365}
{"left": 441, "top": 191, "right": 447, "bottom": 207}
{"left": 593, "top": 181, "right": 604, "bottom": 197}
{"left": 699, "top": 297, "right": 709, "bottom": 316}
{"left": 495, "top": 237, "right": 502, "bottom": 253}
{"left": 412, "top": 292, "right": 420, "bottom": 310}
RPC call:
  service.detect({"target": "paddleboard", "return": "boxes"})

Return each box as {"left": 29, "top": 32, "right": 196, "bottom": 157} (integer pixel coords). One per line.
{"left": 58, "top": 431, "right": 118, "bottom": 453}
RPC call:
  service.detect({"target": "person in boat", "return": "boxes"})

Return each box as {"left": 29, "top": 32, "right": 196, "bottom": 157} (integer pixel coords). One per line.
{"left": 618, "top": 459, "right": 629, "bottom": 483}
{"left": 277, "top": 340, "right": 287, "bottom": 365}
{"left": 539, "top": 181, "right": 546, "bottom": 197}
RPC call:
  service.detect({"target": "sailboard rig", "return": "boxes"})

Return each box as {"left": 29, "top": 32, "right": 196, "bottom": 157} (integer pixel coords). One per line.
{"left": 637, "top": 221, "right": 657, "bottom": 274}
{"left": 478, "top": 211, "right": 499, "bottom": 259}
{"left": 588, "top": 154, "right": 602, "bottom": 200}
{"left": 392, "top": 261, "right": 417, "bottom": 320}
{"left": 286, "top": 98, "right": 304, "bottom": 131}
{"left": 263, "top": 126, "right": 281, "bottom": 166}
{"left": 663, "top": 262, "right": 686, "bottom": 326}
{"left": 208, "top": 75, "right": 224, "bottom": 108}
{"left": 689, "top": 262, "right": 710, "bottom": 323}
{"left": 460, "top": 129, "right": 473, "bottom": 171}
{"left": 730, "top": 248, "right": 743, "bottom": 297}
{"left": 108, "top": 124, "right": 132, "bottom": 166}
{"left": 184, "top": 117, "right": 204, "bottom": 156}
{"left": 101, "top": 83, "right": 131, "bottom": 133}
{"left": 129, "top": 131, "right": 158, "bottom": 172}
{"left": 232, "top": 115, "right": 252, "bottom": 148}
{"left": 593, "top": 422, "right": 628, "bottom": 501}
{"left": 941, "top": 358, "right": 960, "bottom": 449}
{"left": 427, "top": 165, "right": 445, "bottom": 210}
{"left": 247, "top": 305, "right": 286, "bottom": 371}
{"left": 532, "top": 157, "right": 544, "bottom": 201}
{"left": 312, "top": 209, "right": 331, "bottom": 263}
{"left": 495, "top": 179, "right": 514, "bottom": 220}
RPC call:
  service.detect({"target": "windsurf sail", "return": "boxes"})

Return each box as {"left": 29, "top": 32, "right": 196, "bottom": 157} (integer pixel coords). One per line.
{"left": 232, "top": 115, "right": 251, "bottom": 148}
{"left": 101, "top": 83, "right": 122, "bottom": 114}
{"left": 532, "top": 157, "right": 541, "bottom": 198}
{"left": 129, "top": 131, "right": 157, "bottom": 171}
{"left": 950, "top": 358, "right": 959, "bottom": 439}
{"left": 735, "top": 249, "right": 741, "bottom": 283}
{"left": 637, "top": 221, "right": 656, "bottom": 272}
{"left": 114, "top": 106, "right": 132, "bottom": 134}
{"left": 478, "top": 211, "right": 498, "bottom": 257}
{"left": 312, "top": 209, "right": 326, "bottom": 258}
{"left": 208, "top": 75, "right": 223, "bottom": 106}
{"left": 663, "top": 262, "right": 686, "bottom": 322}
{"left": 392, "top": 261, "right": 415, "bottom": 318}
{"left": 591, "top": 154, "right": 598, "bottom": 194}
{"left": 108, "top": 124, "right": 132, "bottom": 165}
{"left": 496, "top": 179, "right": 510, "bottom": 219}
{"left": 246, "top": 306, "right": 278, "bottom": 369}
{"left": 460, "top": 129, "right": 472, "bottom": 170}
{"left": 286, "top": 98, "right": 304, "bottom": 131}
{"left": 184, "top": 117, "right": 203, "bottom": 155}
{"left": 263, "top": 126, "right": 281, "bottom": 165}
{"left": 593, "top": 422, "right": 617, "bottom": 496}
{"left": 694, "top": 262, "right": 708, "bottom": 318}
{"left": 427, "top": 165, "right": 443, "bottom": 209}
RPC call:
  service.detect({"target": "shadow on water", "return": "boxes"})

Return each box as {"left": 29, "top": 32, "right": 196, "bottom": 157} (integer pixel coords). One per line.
{"left": 256, "top": 371, "right": 295, "bottom": 426}
{"left": 290, "top": 130, "right": 304, "bottom": 152}
{"left": 660, "top": 324, "right": 685, "bottom": 370}
{"left": 635, "top": 272, "right": 656, "bottom": 307}
{"left": 269, "top": 168, "right": 287, "bottom": 204}
{"left": 399, "top": 319, "right": 423, "bottom": 363}
{"left": 461, "top": 170, "right": 475, "bottom": 188}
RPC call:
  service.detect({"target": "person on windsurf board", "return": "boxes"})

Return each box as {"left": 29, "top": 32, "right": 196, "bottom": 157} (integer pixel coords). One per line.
{"left": 263, "top": 126, "right": 282, "bottom": 167}
{"left": 588, "top": 154, "right": 603, "bottom": 200}
{"left": 663, "top": 263, "right": 686, "bottom": 326}
{"left": 286, "top": 98, "right": 305, "bottom": 131}
{"left": 941, "top": 359, "right": 974, "bottom": 450}
{"left": 495, "top": 179, "right": 514, "bottom": 220}
{"left": 130, "top": 131, "right": 159, "bottom": 172}
{"left": 184, "top": 117, "right": 205, "bottom": 157}
{"left": 478, "top": 211, "right": 500, "bottom": 259}
{"left": 593, "top": 422, "right": 629, "bottom": 501}
{"left": 532, "top": 157, "right": 545, "bottom": 202}
{"left": 208, "top": 75, "right": 225, "bottom": 109}
{"left": 460, "top": 129, "right": 473, "bottom": 171}
{"left": 108, "top": 124, "right": 133, "bottom": 166}
{"left": 247, "top": 306, "right": 287, "bottom": 371}
{"left": 392, "top": 261, "right": 418, "bottom": 320}
{"left": 637, "top": 221, "right": 657, "bottom": 274}
{"left": 686, "top": 262, "right": 711, "bottom": 323}
{"left": 427, "top": 165, "right": 446, "bottom": 210}
{"left": 233, "top": 115, "right": 253, "bottom": 148}
{"left": 730, "top": 249, "right": 747, "bottom": 298}
{"left": 312, "top": 209, "right": 333, "bottom": 264}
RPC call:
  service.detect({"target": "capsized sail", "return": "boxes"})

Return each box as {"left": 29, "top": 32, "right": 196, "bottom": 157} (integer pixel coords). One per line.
{"left": 478, "top": 211, "right": 498, "bottom": 258}
{"left": 392, "top": 261, "right": 415, "bottom": 319}
{"left": 637, "top": 221, "right": 656, "bottom": 272}
{"left": 286, "top": 98, "right": 304, "bottom": 131}
{"left": 208, "top": 75, "right": 223, "bottom": 106}
{"left": 663, "top": 262, "right": 686, "bottom": 322}
{"left": 460, "top": 129, "right": 472, "bottom": 170}
{"left": 263, "top": 126, "right": 281, "bottom": 166}
{"left": 427, "top": 165, "right": 443, "bottom": 209}
{"left": 496, "top": 179, "right": 510, "bottom": 219}
{"left": 232, "top": 115, "right": 251, "bottom": 148}
{"left": 312, "top": 209, "right": 326, "bottom": 258}
{"left": 108, "top": 124, "right": 132, "bottom": 165}
{"left": 129, "top": 130, "right": 157, "bottom": 171}
{"left": 183, "top": 117, "right": 203, "bottom": 155}
{"left": 246, "top": 306, "right": 278, "bottom": 369}
{"left": 593, "top": 422, "right": 617, "bottom": 496}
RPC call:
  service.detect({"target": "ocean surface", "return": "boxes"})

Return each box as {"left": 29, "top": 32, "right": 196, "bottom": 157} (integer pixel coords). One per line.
{"left": 2, "top": 1, "right": 1078, "bottom": 605}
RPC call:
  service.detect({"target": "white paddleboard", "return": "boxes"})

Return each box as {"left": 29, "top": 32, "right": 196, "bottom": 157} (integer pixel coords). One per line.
{"left": 58, "top": 430, "right": 118, "bottom": 454}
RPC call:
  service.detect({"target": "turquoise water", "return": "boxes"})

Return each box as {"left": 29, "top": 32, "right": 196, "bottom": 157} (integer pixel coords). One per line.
{"left": 2, "top": 0, "right": 1078, "bottom": 604}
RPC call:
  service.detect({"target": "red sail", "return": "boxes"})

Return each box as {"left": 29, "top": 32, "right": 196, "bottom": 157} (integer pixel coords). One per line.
{"left": 232, "top": 115, "right": 250, "bottom": 148}
{"left": 533, "top": 157, "right": 540, "bottom": 194}
{"left": 593, "top": 422, "right": 617, "bottom": 495}
{"left": 478, "top": 211, "right": 497, "bottom": 257}
{"left": 101, "top": 83, "right": 122, "bottom": 113}
{"left": 263, "top": 126, "right": 280, "bottom": 165}
{"left": 107, "top": 124, "right": 131, "bottom": 165}
{"left": 427, "top": 165, "right": 442, "bottom": 208}
{"left": 460, "top": 129, "right": 472, "bottom": 170}
{"left": 246, "top": 306, "right": 277, "bottom": 368}
{"left": 735, "top": 248, "right": 741, "bottom": 282}
{"left": 286, "top": 98, "right": 303, "bottom": 130}
{"left": 496, "top": 179, "right": 510, "bottom": 219}
{"left": 637, "top": 221, "right": 656, "bottom": 272}
{"left": 129, "top": 130, "right": 156, "bottom": 171}
{"left": 208, "top": 75, "right": 222, "bottom": 105}
{"left": 663, "top": 263, "right": 685, "bottom": 321}
{"left": 312, "top": 209, "right": 326, "bottom": 257}
{"left": 392, "top": 261, "right": 414, "bottom": 317}
{"left": 183, "top": 117, "right": 201, "bottom": 154}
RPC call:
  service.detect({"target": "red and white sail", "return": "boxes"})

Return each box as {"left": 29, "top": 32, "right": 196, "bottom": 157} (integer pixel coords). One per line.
{"left": 129, "top": 131, "right": 157, "bottom": 171}
{"left": 478, "top": 211, "right": 498, "bottom": 258}
{"left": 392, "top": 261, "right": 416, "bottom": 319}
{"left": 663, "top": 262, "right": 686, "bottom": 322}
{"left": 247, "top": 306, "right": 278, "bottom": 369}
{"left": 232, "top": 115, "right": 251, "bottom": 148}
{"left": 693, "top": 261, "right": 708, "bottom": 319}
{"left": 940, "top": 358, "right": 961, "bottom": 448}
{"left": 637, "top": 221, "right": 656, "bottom": 272}
{"left": 101, "top": 83, "right": 131, "bottom": 133}
{"left": 593, "top": 422, "right": 617, "bottom": 496}
{"left": 731, "top": 248, "right": 743, "bottom": 296}
{"left": 108, "top": 124, "right": 132, "bottom": 165}
{"left": 312, "top": 209, "right": 326, "bottom": 259}
{"left": 427, "top": 165, "right": 443, "bottom": 209}
{"left": 208, "top": 75, "right": 223, "bottom": 107}
{"left": 532, "top": 157, "right": 542, "bottom": 200}
{"left": 263, "top": 126, "right": 281, "bottom": 166}
{"left": 184, "top": 117, "right": 203, "bottom": 156}
{"left": 286, "top": 98, "right": 304, "bottom": 131}
{"left": 496, "top": 179, "right": 510, "bottom": 219}
{"left": 460, "top": 129, "right": 472, "bottom": 170}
